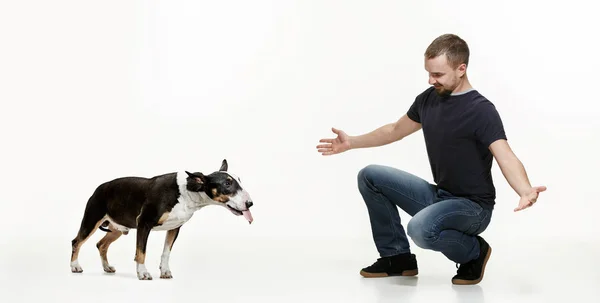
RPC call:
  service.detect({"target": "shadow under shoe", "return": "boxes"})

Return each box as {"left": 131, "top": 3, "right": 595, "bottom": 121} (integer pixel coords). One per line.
{"left": 452, "top": 236, "right": 492, "bottom": 285}
{"left": 360, "top": 253, "right": 418, "bottom": 278}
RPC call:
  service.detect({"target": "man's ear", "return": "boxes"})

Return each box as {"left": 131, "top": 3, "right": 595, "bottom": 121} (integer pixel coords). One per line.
{"left": 457, "top": 63, "right": 467, "bottom": 77}
{"left": 219, "top": 159, "right": 228, "bottom": 172}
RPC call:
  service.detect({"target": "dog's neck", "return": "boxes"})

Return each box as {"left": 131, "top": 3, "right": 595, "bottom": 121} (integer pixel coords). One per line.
{"left": 176, "top": 171, "right": 213, "bottom": 210}
{"left": 181, "top": 190, "right": 212, "bottom": 209}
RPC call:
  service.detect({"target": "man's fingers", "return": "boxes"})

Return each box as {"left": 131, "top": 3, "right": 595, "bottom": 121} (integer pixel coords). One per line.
{"left": 514, "top": 200, "right": 536, "bottom": 212}
{"left": 316, "top": 143, "right": 331, "bottom": 148}
{"left": 514, "top": 205, "right": 527, "bottom": 212}
{"left": 319, "top": 138, "right": 334, "bottom": 143}
{"left": 535, "top": 186, "right": 547, "bottom": 193}
{"left": 514, "top": 204, "right": 523, "bottom": 212}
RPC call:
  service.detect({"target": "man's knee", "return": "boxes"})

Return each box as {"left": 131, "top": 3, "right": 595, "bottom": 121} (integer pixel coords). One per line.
{"left": 407, "top": 215, "right": 436, "bottom": 249}
{"left": 357, "top": 164, "right": 382, "bottom": 192}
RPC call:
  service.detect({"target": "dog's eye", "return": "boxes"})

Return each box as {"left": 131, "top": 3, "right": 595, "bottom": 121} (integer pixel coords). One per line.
{"left": 225, "top": 180, "right": 232, "bottom": 186}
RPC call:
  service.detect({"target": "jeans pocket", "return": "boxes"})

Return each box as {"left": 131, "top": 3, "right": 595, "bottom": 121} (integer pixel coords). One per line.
{"left": 465, "top": 200, "right": 484, "bottom": 213}
{"left": 474, "top": 210, "right": 492, "bottom": 234}
{"left": 464, "top": 206, "right": 491, "bottom": 235}
{"left": 465, "top": 222, "right": 481, "bottom": 235}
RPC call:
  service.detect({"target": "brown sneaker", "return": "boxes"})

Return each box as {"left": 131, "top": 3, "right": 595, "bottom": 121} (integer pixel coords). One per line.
{"left": 360, "top": 253, "right": 418, "bottom": 278}
{"left": 451, "top": 236, "right": 492, "bottom": 285}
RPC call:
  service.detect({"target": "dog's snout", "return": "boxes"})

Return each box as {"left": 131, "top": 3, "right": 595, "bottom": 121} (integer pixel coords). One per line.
{"left": 245, "top": 201, "right": 253, "bottom": 208}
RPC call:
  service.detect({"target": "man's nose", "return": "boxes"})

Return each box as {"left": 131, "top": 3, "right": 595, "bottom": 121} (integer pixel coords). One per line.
{"left": 428, "top": 76, "right": 436, "bottom": 85}
{"left": 246, "top": 201, "right": 253, "bottom": 208}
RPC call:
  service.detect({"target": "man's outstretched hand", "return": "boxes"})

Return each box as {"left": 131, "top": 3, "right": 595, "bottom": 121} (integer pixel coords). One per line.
{"left": 316, "top": 127, "right": 351, "bottom": 156}
{"left": 514, "top": 186, "right": 547, "bottom": 212}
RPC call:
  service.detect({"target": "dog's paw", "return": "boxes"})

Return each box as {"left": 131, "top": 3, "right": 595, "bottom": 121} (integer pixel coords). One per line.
{"left": 136, "top": 263, "right": 152, "bottom": 280}
{"left": 103, "top": 265, "right": 116, "bottom": 273}
{"left": 70, "top": 261, "right": 83, "bottom": 273}
{"left": 160, "top": 270, "right": 173, "bottom": 279}
{"left": 137, "top": 271, "right": 153, "bottom": 280}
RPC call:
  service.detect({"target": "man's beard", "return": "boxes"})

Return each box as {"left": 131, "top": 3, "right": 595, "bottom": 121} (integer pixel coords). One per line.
{"left": 433, "top": 85, "right": 453, "bottom": 97}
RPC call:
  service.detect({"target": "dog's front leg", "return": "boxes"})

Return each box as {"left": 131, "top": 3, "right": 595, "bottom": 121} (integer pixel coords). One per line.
{"left": 135, "top": 225, "right": 153, "bottom": 280}
{"left": 160, "top": 227, "right": 180, "bottom": 279}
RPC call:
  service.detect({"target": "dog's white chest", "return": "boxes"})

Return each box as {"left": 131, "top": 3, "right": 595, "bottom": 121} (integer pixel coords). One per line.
{"left": 153, "top": 201, "right": 196, "bottom": 231}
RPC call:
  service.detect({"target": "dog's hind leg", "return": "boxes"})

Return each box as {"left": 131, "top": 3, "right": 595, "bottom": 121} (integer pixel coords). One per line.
{"left": 70, "top": 212, "right": 106, "bottom": 273}
{"left": 96, "top": 226, "right": 123, "bottom": 273}
{"left": 71, "top": 190, "right": 108, "bottom": 273}
{"left": 159, "top": 227, "right": 181, "bottom": 279}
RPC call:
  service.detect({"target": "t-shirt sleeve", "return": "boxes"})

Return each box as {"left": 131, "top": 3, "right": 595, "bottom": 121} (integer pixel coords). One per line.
{"left": 473, "top": 101, "right": 507, "bottom": 147}
{"left": 407, "top": 89, "right": 428, "bottom": 123}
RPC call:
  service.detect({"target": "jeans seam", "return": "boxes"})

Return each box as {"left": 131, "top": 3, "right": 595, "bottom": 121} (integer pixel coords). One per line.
{"left": 427, "top": 209, "right": 481, "bottom": 246}
{"left": 362, "top": 176, "right": 405, "bottom": 255}
{"left": 381, "top": 193, "right": 403, "bottom": 254}
{"left": 379, "top": 184, "right": 432, "bottom": 211}
{"left": 434, "top": 209, "right": 479, "bottom": 225}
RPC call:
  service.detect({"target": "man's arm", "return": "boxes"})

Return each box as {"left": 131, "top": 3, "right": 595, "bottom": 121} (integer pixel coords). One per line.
{"left": 489, "top": 139, "right": 533, "bottom": 197}
{"left": 349, "top": 114, "right": 421, "bottom": 149}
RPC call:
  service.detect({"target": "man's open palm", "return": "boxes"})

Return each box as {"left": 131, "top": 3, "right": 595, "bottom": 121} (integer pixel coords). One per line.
{"left": 317, "top": 127, "right": 350, "bottom": 156}
{"left": 514, "top": 186, "right": 547, "bottom": 212}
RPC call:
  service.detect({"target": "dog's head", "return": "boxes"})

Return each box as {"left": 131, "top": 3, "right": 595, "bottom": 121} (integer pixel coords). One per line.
{"left": 184, "top": 159, "right": 254, "bottom": 224}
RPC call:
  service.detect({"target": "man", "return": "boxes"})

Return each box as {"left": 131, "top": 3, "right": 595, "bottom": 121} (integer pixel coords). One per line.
{"left": 316, "top": 34, "right": 546, "bottom": 285}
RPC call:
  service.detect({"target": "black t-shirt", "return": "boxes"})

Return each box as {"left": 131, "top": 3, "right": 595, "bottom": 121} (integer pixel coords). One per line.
{"left": 407, "top": 86, "right": 507, "bottom": 209}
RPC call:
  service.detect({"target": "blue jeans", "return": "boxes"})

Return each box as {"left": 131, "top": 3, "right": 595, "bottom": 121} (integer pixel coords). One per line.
{"left": 357, "top": 164, "right": 492, "bottom": 264}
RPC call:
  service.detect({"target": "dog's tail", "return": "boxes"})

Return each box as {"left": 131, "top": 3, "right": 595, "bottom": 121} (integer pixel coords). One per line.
{"left": 98, "top": 220, "right": 111, "bottom": 232}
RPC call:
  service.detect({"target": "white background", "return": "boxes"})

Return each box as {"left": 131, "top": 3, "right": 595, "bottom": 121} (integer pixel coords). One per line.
{"left": 1, "top": 0, "right": 598, "bottom": 302}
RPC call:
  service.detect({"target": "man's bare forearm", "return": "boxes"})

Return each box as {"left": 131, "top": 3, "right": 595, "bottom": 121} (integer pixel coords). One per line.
{"left": 497, "top": 154, "right": 532, "bottom": 197}
{"left": 349, "top": 123, "right": 400, "bottom": 149}
{"left": 348, "top": 114, "right": 421, "bottom": 150}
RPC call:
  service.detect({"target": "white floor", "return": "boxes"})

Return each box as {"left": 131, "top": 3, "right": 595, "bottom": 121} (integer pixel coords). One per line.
{"left": 1, "top": 234, "right": 598, "bottom": 303}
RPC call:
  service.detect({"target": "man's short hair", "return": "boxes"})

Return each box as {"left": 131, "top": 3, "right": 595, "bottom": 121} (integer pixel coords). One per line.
{"left": 425, "top": 34, "right": 470, "bottom": 69}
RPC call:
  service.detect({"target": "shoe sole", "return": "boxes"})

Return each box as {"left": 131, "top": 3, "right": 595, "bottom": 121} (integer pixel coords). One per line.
{"left": 451, "top": 246, "right": 492, "bottom": 285}
{"left": 360, "top": 269, "right": 418, "bottom": 278}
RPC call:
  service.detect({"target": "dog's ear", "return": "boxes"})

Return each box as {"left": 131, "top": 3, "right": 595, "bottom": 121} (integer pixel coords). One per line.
{"left": 185, "top": 171, "right": 206, "bottom": 192}
{"left": 185, "top": 171, "right": 206, "bottom": 183}
{"left": 219, "top": 159, "right": 228, "bottom": 172}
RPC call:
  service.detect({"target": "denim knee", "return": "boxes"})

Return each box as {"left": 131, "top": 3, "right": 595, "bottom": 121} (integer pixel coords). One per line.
{"left": 357, "top": 164, "right": 380, "bottom": 193}
{"left": 406, "top": 216, "right": 435, "bottom": 249}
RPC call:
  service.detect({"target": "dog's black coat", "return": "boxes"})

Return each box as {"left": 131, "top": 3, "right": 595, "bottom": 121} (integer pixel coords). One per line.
{"left": 70, "top": 159, "right": 249, "bottom": 280}
{"left": 90, "top": 173, "right": 180, "bottom": 232}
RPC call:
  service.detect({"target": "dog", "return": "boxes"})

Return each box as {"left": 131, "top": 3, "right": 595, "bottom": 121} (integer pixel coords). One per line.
{"left": 70, "top": 159, "right": 253, "bottom": 280}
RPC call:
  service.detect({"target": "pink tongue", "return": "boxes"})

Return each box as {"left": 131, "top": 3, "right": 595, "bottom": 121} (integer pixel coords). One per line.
{"left": 242, "top": 210, "right": 253, "bottom": 224}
